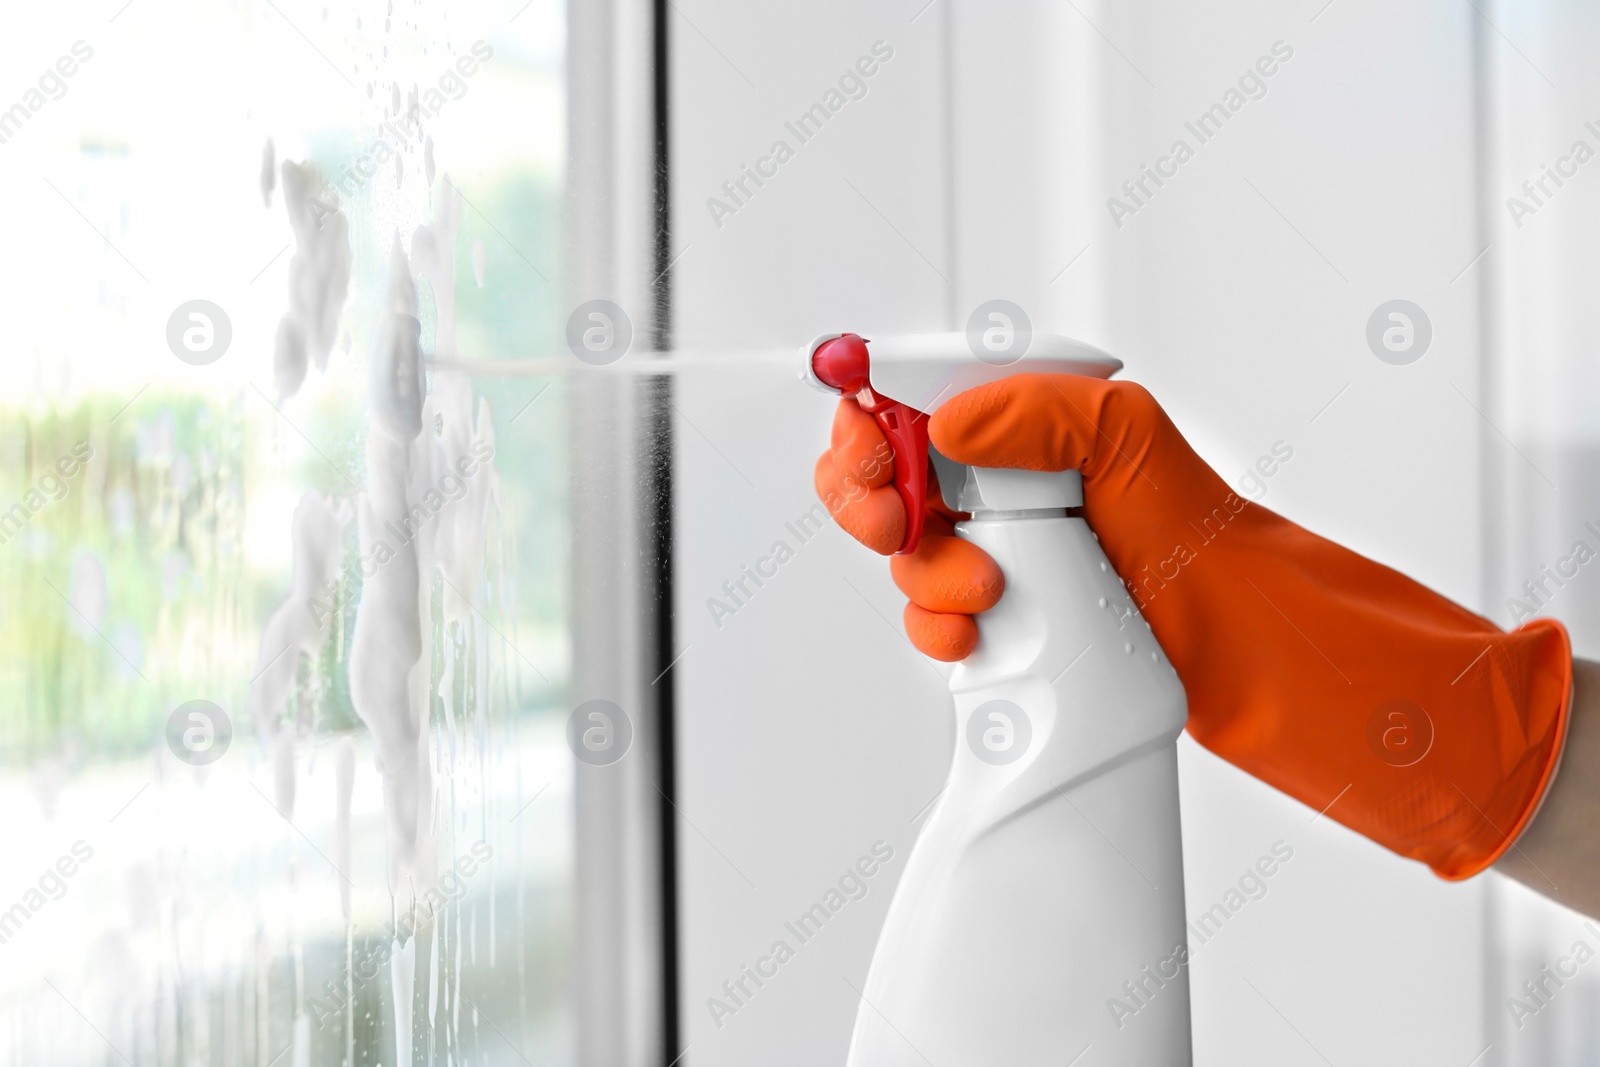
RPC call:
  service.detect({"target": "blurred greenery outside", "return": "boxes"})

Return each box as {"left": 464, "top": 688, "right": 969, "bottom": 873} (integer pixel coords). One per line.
{"left": 0, "top": 165, "right": 570, "bottom": 767}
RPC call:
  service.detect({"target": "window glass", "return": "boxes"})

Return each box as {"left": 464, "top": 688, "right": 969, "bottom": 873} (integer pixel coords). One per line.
{"left": 0, "top": 2, "right": 573, "bottom": 1064}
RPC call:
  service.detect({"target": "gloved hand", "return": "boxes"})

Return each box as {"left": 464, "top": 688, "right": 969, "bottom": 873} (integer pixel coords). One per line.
{"left": 814, "top": 373, "right": 1573, "bottom": 881}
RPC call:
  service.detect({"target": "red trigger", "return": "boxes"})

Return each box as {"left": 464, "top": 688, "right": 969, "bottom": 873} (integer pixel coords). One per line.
{"left": 858, "top": 392, "right": 930, "bottom": 555}
{"left": 810, "top": 333, "right": 931, "bottom": 555}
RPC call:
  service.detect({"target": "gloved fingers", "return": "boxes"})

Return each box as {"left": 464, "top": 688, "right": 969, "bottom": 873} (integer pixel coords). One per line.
{"left": 903, "top": 603, "right": 978, "bottom": 662}
{"left": 819, "top": 395, "right": 1000, "bottom": 663}
{"left": 890, "top": 532, "right": 1004, "bottom": 615}
{"left": 830, "top": 399, "right": 895, "bottom": 489}
{"left": 928, "top": 373, "right": 1164, "bottom": 482}
{"left": 814, "top": 450, "right": 904, "bottom": 555}
{"left": 818, "top": 399, "right": 971, "bottom": 558}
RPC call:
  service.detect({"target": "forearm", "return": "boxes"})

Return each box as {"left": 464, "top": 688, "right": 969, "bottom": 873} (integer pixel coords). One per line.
{"left": 1498, "top": 657, "right": 1600, "bottom": 918}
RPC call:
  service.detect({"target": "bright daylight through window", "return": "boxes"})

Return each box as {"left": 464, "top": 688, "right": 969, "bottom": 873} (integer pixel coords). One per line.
{"left": 0, "top": 2, "right": 573, "bottom": 1064}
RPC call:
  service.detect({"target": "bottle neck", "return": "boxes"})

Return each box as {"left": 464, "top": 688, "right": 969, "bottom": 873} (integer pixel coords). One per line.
{"left": 932, "top": 458, "right": 1084, "bottom": 513}
{"left": 966, "top": 506, "right": 1075, "bottom": 522}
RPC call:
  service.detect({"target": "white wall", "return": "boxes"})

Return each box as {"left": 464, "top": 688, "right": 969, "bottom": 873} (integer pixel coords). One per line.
{"left": 667, "top": 1, "right": 1518, "bottom": 1063}
{"left": 1480, "top": 1, "right": 1600, "bottom": 1063}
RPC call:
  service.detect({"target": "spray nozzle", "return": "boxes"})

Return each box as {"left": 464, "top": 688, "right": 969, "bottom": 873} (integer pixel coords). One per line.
{"left": 811, "top": 333, "right": 872, "bottom": 394}
{"left": 804, "top": 331, "right": 1124, "bottom": 554}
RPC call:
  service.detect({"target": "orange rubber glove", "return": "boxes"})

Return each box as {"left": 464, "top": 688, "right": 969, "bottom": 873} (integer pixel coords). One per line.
{"left": 814, "top": 374, "right": 1573, "bottom": 881}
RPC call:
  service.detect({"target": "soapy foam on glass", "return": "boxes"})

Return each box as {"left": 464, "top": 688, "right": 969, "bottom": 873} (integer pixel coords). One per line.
{"left": 238, "top": 164, "right": 510, "bottom": 1063}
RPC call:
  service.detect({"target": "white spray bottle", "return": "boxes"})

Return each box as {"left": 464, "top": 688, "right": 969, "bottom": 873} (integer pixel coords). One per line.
{"left": 804, "top": 332, "right": 1193, "bottom": 1066}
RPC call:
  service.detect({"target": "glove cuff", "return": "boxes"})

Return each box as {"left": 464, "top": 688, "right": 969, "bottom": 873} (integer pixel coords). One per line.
{"left": 1433, "top": 617, "right": 1573, "bottom": 881}
{"left": 1167, "top": 507, "right": 1576, "bottom": 882}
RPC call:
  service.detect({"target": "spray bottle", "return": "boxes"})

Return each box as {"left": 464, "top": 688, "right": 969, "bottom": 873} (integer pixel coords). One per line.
{"left": 804, "top": 332, "right": 1193, "bottom": 1066}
